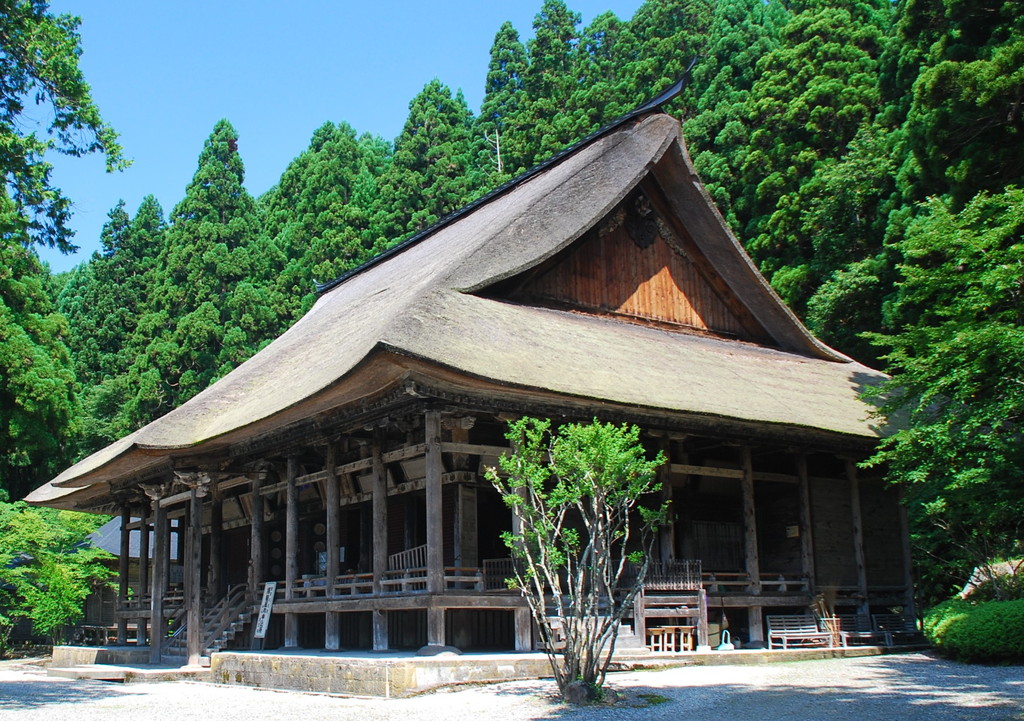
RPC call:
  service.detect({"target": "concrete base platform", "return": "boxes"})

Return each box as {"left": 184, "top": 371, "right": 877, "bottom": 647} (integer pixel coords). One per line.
{"left": 211, "top": 644, "right": 922, "bottom": 698}
{"left": 47, "top": 643, "right": 925, "bottom": 696}
{"left": 211, "top": 649, "right": 552, "bottom": 698}
{"left": 51, "top": 645, "right": 151, "bottom": 667}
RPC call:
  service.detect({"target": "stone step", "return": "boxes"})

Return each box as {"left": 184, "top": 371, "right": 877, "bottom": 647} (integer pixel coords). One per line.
{"left": 47, "top": 663, "right": 211, "bottom": 681}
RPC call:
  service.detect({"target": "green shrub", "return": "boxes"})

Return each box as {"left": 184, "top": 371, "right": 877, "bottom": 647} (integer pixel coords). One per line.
{"left": 924, "top": 598, "right": 1024, "bottom": 663}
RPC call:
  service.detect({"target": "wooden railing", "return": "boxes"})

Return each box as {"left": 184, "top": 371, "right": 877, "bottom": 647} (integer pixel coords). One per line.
{"left": 272, "top": 564, "right": 499, "bottom": 601}
{"left": 621, "top": 560, "right": 703, "bottom": 591}
{"left": 702, "top": 571, "right": 810, "bottom": 593}
{"left": 387, "top": 544, "right": 427, "bottom": 571}
{"left": 118, "top": 583, "right": 186, "bottom": 614}
{"left": 483, "top": 558, "right": 516, "bottom": 591}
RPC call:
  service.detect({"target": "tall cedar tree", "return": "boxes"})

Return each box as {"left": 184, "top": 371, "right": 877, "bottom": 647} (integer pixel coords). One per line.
{"left": 0, "top": 242, "right": 78, "bottom": 499}
{"left": 683, "top": 0, "right": 786, "bottom": 230}
{"left": 895, "top": 0, "right": 1024, "bottom": 207}
{"left": 59, "top": 196, "right": 166, "bottom": 454}
{"left": 616, "top": 0, "right": 712, "bottom": 112}
{"left": 520, "top": 0, "right": 582, "bottom": 163}
{"left": 736, "top": 2, "right": 889, "bottom": 311}
{"left": 372, "top": 80, "right": 483, "bottom": 246}
{"left": 125, "top": 120, "right": 278, "bottom": 423}
{"left": 567, "top": 11, "right": 633, "bottom": 138}
{"left": 477, "top": 21, "right": 530, "bottom": 182}
{"left": 261, "top": 121, "right": 388, "bottom": 328}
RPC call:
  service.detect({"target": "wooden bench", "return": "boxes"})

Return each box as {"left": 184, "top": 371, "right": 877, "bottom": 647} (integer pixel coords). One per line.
{"left": 872, "top": 613, "right": 920, "bottom": 645}
{"left": 766, "top": 614, "right": 836, "bottom": 650}
{"left": 834, "top": 614, "right": 890, "bottom": 646}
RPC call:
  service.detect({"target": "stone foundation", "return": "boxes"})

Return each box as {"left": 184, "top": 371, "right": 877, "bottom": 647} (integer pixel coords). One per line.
{"left": 211, "top": 651, "right": 553, "bottom": 697}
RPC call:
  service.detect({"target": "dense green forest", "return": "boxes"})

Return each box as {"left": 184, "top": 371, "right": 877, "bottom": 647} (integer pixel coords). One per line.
{"left": 2, "top": 0, "right": 1022, "bottom": 605}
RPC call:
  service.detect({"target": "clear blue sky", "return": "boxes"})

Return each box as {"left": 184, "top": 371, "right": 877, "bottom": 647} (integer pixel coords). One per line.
{"left": 40, "top": 1, "right": 645, "bottom": 273}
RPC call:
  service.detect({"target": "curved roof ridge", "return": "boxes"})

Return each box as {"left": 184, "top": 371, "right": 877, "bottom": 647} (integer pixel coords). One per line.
{"left": 315, "top": 60, "right": 699, "bottom": 296}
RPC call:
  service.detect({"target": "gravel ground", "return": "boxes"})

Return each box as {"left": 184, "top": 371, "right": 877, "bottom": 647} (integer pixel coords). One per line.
{"left": 1, "top": 652, "right": 1021, "bottom": 721}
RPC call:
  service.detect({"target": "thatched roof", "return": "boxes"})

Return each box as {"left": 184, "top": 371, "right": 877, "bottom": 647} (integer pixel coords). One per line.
{"left": 28, "top": 111, "right": 887, "bottom": 509}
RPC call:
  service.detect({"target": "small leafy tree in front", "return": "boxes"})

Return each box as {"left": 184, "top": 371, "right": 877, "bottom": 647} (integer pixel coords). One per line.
{"left": 0, "top": 500, "right": 113, "bottom": 646}
{"left": 486, "top": 417, "right": 665, "bottom": 703}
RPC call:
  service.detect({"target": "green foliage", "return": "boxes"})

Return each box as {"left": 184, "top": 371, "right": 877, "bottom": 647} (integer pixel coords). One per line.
{"left": 120, "top": 119, "right": 282, "bottom": 426}
{"left": 0, "top": 0, "right": 127, "bottom": 253}
{"left": 477, "top": 21, "right": 530, "bottom": 180}
{"left": 924, "top": 598, "right": 1024, "bottom": 663}
{"left": 486, "top": 417, "right": 665, "bottom": 700}
{"left": 896, "top": 0, "right": 1024, "bottom": 207}
{"left": 261, "top": 122, "right": 389, "bottom": 326}
{"left": 738, "top": 3, "right": 889, "bottom": 310}
{"left": 0, "top": 240, "right": 78, "bottom": 499}
{"left": 684, "top": 0, "right": 786, "bottom": 230}
{"left": 865, "top": 188, "right": 1024, "bottom": 601}
{"left": 0, "top": 500, "right": 112, "bottom": 644}
{"left": 372, "top": 79, "right": 484, "bottom": 246}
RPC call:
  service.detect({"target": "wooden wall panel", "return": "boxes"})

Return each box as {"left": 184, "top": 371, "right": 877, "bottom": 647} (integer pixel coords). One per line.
{"left": 810, "top": 476, "right": 858, "bottom": 587}
{"left": 755, "top": 481, "right": 803, "bottom": 575}
{"left": 859, "top": 480, "right": 905, "bottom": 586}
{"left": 515, "top": 212, "right": 765, "bottom": 341}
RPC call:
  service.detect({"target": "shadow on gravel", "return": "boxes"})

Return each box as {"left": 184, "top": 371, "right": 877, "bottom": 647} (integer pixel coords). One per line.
{"left": 0, "top": 676, "right": 135, "bottom": 710}
{"left": 590, "top": 655, "right": 1024, "bottom": 721}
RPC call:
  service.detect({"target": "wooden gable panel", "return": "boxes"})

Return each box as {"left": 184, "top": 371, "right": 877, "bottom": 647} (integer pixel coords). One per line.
{"left": 507, "top": 190, "right": 772, "bottom": 344}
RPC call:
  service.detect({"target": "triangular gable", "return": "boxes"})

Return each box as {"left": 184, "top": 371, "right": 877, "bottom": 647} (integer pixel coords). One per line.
{"left": 482, "top": 184, "right": 774, "bottom": 345}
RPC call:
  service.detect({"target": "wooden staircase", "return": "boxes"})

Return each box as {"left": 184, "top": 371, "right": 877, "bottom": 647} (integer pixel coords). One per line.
{"left": 630, "top": 560, "right": 709, "bottom": 650}
{"left": 164, "top": 584, "right": 252, "bottom": 663}
{"left": 633, "top": 588, "right": 709, "bottom": 649}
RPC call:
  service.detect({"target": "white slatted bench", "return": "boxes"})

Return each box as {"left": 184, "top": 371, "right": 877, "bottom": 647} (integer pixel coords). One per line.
{"left": 766, "top": 614, "right": 835, "bottom": 650}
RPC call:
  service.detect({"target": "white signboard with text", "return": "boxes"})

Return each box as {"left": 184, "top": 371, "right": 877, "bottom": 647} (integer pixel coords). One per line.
{"left": 253, "top": 581, "right": 277, "bottom": 639}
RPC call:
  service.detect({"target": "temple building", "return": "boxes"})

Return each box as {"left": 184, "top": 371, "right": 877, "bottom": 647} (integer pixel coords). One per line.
{"left": 28, "top": 96, "right": 911, "bottom": 666}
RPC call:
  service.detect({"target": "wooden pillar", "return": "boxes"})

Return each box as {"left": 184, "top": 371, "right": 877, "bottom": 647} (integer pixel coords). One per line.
{"left": 426, "top": 606, "right": 445, "bottom": 648}
{"left": 425, "top": 410, "right": 444, "bottom": 597}
{"left": 284, "top": 456, "right": 300, "bottom": 648}
{"left": 847, "top": 460, "right": 870, "bottom": 615}
{"left": 657, "top": 437, "right": 673, "bottom": 562}
{"left": 741, "top": 447, "right": 763, "bottom": 644}
{"left": 897, "top": 486, "right": 916, "bottom": 618}
{"left": 175, "top": 517, "right": 185, "bottom": 571}
{"left": 138, "top": 513, "right": 150, "bottom": 646}
{"left": 148, "top": 488, "right": 169, "bottom": 664}
{"left": 796, "top": 453, "right": 816, "bottom": 594}
{"left": 454, "top": 485, "right": 478, "bottom": 568}
{"left": 450, "top": 418, "right": 477, "bottom": 570}
{"left": 186, "top": 483, "right": 204, "bottom": 666}
{"left": 249, "top": 470, "right": 265, "bottom": 595}
{"left": 325, "top": 444, "right": 341, "bottom": 650}
{"left": 371, "top": 434, "right": 388, "bottom": 650}
{"left": 116, "top": 505, "right": 131, "bottom": 645}
{"left": 208, "top": 487, "right": 223, "bottom": 598}
{"left": 514, "top": 606, "right": 532, "bottom": 651}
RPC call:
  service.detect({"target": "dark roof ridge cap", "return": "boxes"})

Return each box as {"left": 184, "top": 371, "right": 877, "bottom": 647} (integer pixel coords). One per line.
{"left": 315, "top": 60, "right": 699, "bottom": 297}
